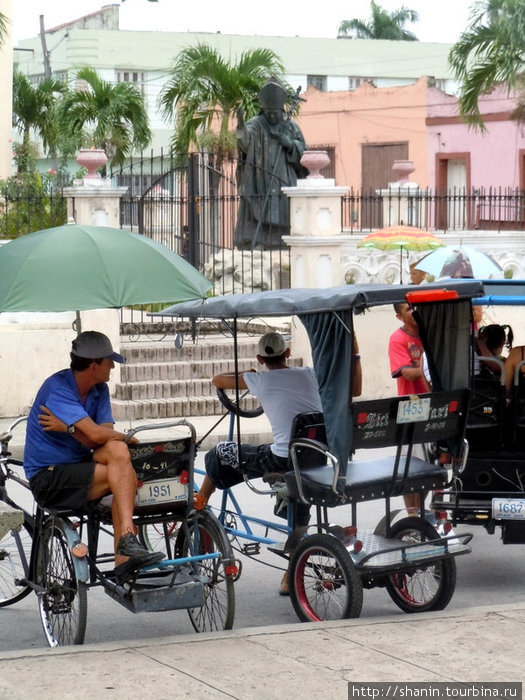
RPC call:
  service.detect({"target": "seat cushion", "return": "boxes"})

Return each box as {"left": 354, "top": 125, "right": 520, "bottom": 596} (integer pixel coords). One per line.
{"left": 284, "top": 456, "right": 447, "bottom": 506}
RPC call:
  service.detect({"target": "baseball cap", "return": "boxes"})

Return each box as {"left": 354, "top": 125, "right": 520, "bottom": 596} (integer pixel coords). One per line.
{"left": 71, "top": 331, "right": 126, "bottom": 363}
{"left": 257, "top": 332, "right": 287, "bottom": 358}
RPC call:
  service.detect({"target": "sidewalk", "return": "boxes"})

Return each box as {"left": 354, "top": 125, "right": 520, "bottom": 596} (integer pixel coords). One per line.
{"left": 0, "top": 602, "right": 522, "bottom": 699}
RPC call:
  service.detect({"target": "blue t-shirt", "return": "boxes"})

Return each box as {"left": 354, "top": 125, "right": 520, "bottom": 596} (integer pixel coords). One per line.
{"left": 24, "top": 368, "right": 114, "bottom": 479}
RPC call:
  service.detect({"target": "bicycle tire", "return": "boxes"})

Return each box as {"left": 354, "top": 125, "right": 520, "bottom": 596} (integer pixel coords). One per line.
{"left": 175, "top": 509, "right": 235, "bottom": 632}
{"left": 385, "top": 517, "right": 456, "bottom": 613}
{"left": 290, "top": 533, "right": 363, "bottom": 622}
{"left": 0, "top": 521, "right": 32, "bottom": 607}
{"left": 216, "top": 388, "right": 264, "bottom": 419}
{"left": 35, "top": 519, "right": 88, "bottom": 646}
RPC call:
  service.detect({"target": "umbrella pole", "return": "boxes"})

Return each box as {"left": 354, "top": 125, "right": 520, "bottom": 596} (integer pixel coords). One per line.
{"left": 74, "top": 311, "right": 82, "bottom": 336}
{"left": 400, "top": 247, "right": 403, "bottom": 284}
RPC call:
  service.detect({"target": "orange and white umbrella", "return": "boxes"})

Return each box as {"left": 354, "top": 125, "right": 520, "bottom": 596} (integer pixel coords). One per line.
{"left": 358, "top": 225, "right": 444, "bottom": 283}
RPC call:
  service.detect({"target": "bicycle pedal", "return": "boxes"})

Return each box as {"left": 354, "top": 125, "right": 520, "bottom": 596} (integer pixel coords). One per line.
{"left": 242, "top": 542, "right": 260, "bottom": 556}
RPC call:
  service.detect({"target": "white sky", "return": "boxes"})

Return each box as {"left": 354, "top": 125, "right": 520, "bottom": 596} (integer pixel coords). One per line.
{"left": 12, "top": 0, "right": 475, "bottom": 44}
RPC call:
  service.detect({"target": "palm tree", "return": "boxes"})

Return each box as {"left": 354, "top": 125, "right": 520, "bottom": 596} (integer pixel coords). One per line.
{"left": 12, "top": 71, "right": 67, "bottom": 173}
{"left": 58, "top": 67, "right": 151, "bottom": 166}
{"left": 159, "top": 43, "right": 287, "bottom": 154}
{"left": 0, "top": 12, "right": 8, "bottom": 47}
{"left": 338, "top": 1, "right": 419, "bottom": 40}
{"left": 449, "top": 0, "right": 525, "bottom": 127}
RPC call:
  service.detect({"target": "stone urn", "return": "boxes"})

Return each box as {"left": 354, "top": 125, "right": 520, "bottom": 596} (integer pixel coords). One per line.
{"left": 76, "top": 148, "right": 108, "bottom": 180}
{"left": 391, "top": 159, "right": 415, "bottom": 184}
{"left": 301, "top": 150, "right": 330, "bottom": 179}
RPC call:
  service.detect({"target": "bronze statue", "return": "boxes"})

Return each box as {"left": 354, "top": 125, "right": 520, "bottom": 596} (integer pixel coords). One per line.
{"left": 234, "top": 77, "right": 308, "bottom": 250}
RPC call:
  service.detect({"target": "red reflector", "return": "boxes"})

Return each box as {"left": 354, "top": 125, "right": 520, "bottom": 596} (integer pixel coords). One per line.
{"left": 406, "top": 289, "right": 459, "bottom": 304}
{"left": 179, "top": 470, "right": 189, "bottom": 485}
{"left": 353, "top": 540, "right": 363, "bottom": 553}
{"left": 154, "top": 445, "right": 165, "bottom": 453}
{"left": 225, "top": 565, "right": 238, "bottom": 577}
{"left": 344, "top": 526, "right": 357, "bottom": 537}
{"left": 137, "top": 480, "right": 143, "bottom": 487}
{"left": 357, "top": 412, "right": 368, "bottom": 424}
{"left": 443, "top": 522, "right": 452, "bottom": 534}
{"left": 307, "top": 427, "right": 317, "bottom": 439}
{"left": 448, "top": 401, "right": 458, "bottom": 413}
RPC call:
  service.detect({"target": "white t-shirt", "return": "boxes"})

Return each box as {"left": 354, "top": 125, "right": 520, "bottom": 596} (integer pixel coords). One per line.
{"left": 244, "top": 366, "right": 322, "bottom": 458}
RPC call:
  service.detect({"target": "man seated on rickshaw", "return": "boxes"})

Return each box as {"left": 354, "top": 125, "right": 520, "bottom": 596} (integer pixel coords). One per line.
{"left": 23, "top": 331, "right": 165, "bottom": 579}
{"left": 194, "top": 331, "right": 362, "bottom": 594}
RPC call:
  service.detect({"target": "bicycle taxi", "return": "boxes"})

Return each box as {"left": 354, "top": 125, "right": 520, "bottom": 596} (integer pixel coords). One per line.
{"left": 0, "top": 416, "right": 237, "bottom": 646}
{"left": 432, "top": 279, "right": 525, "bottom": 544}
{"left": 154, "top": 279, "right": 481, "bottom": 622}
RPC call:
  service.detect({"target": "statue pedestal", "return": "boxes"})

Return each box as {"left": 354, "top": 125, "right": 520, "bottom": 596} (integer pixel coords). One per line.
{"left": 282, "top": 180, "right": 349, "bottom": 363}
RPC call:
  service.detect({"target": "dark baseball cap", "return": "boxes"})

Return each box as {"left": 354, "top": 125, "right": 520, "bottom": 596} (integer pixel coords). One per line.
{"left": 71, "top": 331, "right": 126, "bottom": 363}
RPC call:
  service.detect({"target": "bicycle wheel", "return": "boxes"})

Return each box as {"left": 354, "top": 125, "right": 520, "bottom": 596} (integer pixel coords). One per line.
{"left": 175, "top": 509, "right": 235, "bottom": 632}
{"left": 35, "top": 519, "right": 87, "bottom": 646}
{"left": 385, "top": 517, "right": 456, "bottom": 613}
{"left": 290, "top": 533, "right": 363, "bottom": 622}
{"left": 138, "top": 520, "right": 180, "bottom": 558}
{"left": 216, "top": 388, "right": 264, "bottom": 418}
{"left": 0, "top": 522, "right": 32, "bottom": 607}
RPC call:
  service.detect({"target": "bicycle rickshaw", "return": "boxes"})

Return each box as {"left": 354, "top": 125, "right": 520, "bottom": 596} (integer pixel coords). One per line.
{"left": 153, "top": 280, "right": 481, "bottom": 622}
{"left": 432, "top": 279, "right": 525, "bottom": 544}
{"left": 0, "top": 418, "right": 236, "bottom": 646}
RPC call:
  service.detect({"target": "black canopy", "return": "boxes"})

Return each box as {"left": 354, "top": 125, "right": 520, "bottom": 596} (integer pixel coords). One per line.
{"left": 153, "top": 281, "right": 483, "bottom": 471}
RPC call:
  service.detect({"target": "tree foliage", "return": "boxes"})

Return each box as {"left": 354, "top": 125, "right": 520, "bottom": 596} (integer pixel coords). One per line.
{"left": 159, "top": 43, "right": 288, "bottom": 154}
{"left": 12, "top": 72, "right": 67, "bottom": 173}
{"left": 57, "top": 67, "right": 152, "bottom": 166}
{"left": 338, "top": 1, "right": 419, "bottom": 40}
{"left": 450, "top": 0, "right": 525, "bottom": 127}
{"left": 0, "top": 11, "right": 8, "bottom": 47}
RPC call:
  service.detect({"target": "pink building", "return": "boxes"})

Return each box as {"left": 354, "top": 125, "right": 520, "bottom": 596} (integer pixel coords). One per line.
{"left": 298, "top": 78, "right": 525, "bottom": 198}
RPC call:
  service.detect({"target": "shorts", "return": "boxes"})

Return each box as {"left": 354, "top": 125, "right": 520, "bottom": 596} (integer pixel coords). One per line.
{"left": 29, "top": 461, "right": 96, "bottom": 512}
{"left": 205, "top": 443, "right": 310, "bottom": 527}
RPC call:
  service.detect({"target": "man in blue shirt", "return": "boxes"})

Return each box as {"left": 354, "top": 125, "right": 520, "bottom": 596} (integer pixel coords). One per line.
{"left": 24, "top": 331, "right": 164, "bottom": 578}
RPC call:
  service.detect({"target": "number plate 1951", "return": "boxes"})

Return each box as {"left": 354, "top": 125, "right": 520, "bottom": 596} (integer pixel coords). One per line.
{"left": 397, "top": 397, "right": 431, "bottom": 424}
{"left": 136, "top": 477, "right": 188, "bottom": 506}
{"left": 492, "top": 498, "right": 525, "bottom": 520}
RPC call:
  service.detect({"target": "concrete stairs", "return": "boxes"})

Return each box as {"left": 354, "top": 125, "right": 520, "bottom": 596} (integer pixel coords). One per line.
{"left": 111, "top": 332, "right": 300, "bottom": 421}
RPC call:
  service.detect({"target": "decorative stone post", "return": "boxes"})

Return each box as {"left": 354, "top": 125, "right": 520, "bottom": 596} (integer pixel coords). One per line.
{"left": 377, "top": 159, "right": 428, "bottom": 227}
{"left": 282, "top": 152, "right": 349, "bottom": 361}
{"left": 62, "top": 153, "right": 129, "bottom": 385}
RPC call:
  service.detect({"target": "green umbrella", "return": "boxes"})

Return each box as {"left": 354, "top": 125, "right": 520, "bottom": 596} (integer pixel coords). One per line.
{"left": 0, "top": 223, "right": 212, "bottom": 314}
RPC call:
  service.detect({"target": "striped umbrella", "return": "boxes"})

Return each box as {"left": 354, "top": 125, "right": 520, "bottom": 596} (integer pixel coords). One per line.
{"left": 357, "top": 225, "right": 444, "bottom": 283}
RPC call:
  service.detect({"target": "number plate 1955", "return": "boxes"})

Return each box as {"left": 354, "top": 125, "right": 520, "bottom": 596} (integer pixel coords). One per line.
{"left": 397, "top": 397, "right": 431, "bottom": 424}
{"left": 136, "top": 477, "right": 188, "bottom": 506}
{"left": 492, "top": 498, "right": 525, "bottom": 520}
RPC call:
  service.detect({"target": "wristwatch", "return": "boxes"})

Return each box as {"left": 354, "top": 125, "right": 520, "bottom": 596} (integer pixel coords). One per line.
{"left": 67, "top": 424, "right": 76, "bottom": 434}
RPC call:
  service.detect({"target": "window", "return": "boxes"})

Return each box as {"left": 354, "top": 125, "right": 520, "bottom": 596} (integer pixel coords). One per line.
{"left": 349, "top": 77, "right": 375, "bottom": 90}
{"left": 307, "top": 75, "right": 327, "bottom": 91}
{"left": 116, "top": 70, "right": 146, "bottom": 94}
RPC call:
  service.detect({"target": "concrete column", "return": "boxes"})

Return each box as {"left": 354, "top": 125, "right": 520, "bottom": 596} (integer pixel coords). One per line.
{"left": 62, "top": 181, "right": 130, "bottom": 387}
{"left": 282, "top": 178, "right": 349, "bottom": 363}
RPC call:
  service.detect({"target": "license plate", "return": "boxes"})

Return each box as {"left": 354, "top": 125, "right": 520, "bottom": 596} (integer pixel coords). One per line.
{"left": 492, "top": 498, "right": 525, "bottom": 520}
{"left": 136, "top": 477, "right": 188, "bottom": 506}
{"left": 397, "top": 397, "right": 431, "bottom": 424}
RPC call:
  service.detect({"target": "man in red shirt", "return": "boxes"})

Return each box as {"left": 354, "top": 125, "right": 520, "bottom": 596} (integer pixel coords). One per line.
{"left": 388, "top": 302, "right": 430, "bottom": 514}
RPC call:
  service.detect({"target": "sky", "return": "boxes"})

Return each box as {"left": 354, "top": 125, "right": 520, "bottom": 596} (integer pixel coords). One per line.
{"left": 12, "top": 0, "right": 475, "bottom": 45}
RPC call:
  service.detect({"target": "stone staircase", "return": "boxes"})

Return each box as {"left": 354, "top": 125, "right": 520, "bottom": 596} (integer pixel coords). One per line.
{"left": 111, "top": 331, "right": 300, "bottom": 421}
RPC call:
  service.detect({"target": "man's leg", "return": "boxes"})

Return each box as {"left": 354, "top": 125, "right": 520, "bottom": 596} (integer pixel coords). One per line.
{"left": 89, "top": 441, "right": 163, "bottom": 567}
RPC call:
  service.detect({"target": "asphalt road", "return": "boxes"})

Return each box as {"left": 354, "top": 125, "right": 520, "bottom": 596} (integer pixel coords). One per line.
{"left": 1, "top": 449, "right": 525, "bottom": 653}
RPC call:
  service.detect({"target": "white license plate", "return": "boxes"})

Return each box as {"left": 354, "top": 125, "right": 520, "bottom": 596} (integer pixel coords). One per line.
{"left": 397, "top": 397, "right": 431, "bottom": 424}
{"left": 492, "top": 498, "right": 525, "bottom": 520}
{"left": 136, "top": 477, "right": 188, "bottom": 506}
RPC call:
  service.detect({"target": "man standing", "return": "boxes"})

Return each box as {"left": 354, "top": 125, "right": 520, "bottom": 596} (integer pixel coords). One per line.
{"left": 24, "top": 331, "right": 164, "bottom": 578}
{"left": 234, "top": 77, "right": 308, "bottom": 250}
{"left": 388, "top": 303, "right": 430, "bottom": 515}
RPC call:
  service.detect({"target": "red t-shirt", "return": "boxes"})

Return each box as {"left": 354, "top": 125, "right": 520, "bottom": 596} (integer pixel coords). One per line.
{"left": 388, "top": 327, "right": 428, "bottom": 396}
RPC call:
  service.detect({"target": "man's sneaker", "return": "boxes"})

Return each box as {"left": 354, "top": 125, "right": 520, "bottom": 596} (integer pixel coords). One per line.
{"left": 116, "top": 533, "right": 165, "bottom": 564}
